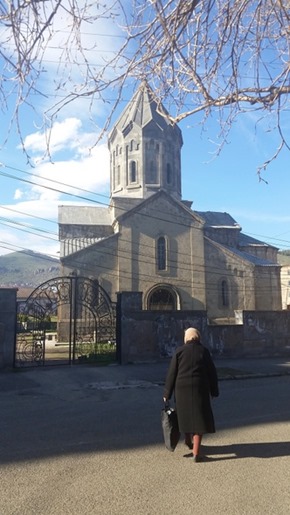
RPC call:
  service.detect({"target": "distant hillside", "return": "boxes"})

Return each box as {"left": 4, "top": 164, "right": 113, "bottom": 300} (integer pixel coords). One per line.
{"left": 277, "top": 250, "right": 290, "bottom": 266}
{"left": 0, "top": 250, "right": 61, "bottom": 287}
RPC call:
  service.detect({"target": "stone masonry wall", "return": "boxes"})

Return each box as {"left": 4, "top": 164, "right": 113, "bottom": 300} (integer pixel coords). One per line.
{"left": 118, "top": 293, "right": 290, "bottom": 363}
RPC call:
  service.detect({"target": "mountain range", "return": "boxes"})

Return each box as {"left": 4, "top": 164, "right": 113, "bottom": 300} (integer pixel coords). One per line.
{"left": 0, "top": 250, "right": 61, "bottom": 287}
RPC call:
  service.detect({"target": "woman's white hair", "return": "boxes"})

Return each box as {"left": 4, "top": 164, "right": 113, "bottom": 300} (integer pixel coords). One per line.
{"left": 184, "top": 327, "right": 201, "bottom": 344}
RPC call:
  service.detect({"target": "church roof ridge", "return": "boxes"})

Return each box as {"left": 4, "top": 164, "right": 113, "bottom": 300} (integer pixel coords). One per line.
{"left": 205, "top": 236, "right": 279, "bottom": 266}
{"left": 196, "top": 211, "right": 241, "bottom": 229}
{"left": 114, "top": 189, "right": 203, "bottom": 224}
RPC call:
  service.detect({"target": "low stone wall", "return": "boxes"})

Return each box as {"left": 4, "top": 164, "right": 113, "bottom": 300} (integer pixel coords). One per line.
{"left": 119, "top": 309, "right": 208, "bottom": 363}
{"left": 2, "top": 289, "right": 290, "bottom": 368}
{"left": 242, "top": 310, "right": 290, "bottom": 357}
{"left": 117, "top": 293, "right": 290, "bottom": 363}
{"left": 0, "top": 289, "right": 17, "bottom": 368}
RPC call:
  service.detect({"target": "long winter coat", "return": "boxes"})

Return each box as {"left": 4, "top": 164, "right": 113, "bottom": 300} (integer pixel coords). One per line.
{"left": 164, "top": 342, "right": 219, "bottom": 434}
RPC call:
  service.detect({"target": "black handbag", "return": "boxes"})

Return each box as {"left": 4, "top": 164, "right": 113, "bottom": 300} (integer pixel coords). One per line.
{"left": 161, "top": 402, "right": 180, "bottom": 452}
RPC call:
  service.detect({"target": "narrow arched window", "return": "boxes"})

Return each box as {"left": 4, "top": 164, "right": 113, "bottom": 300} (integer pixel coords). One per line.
{"left": 150, "top": 160, "right": 155, "bottom": 182}
{"left": 130, "top": 161, "right": 137, "bottom": 182}
{"left": 221, "top": 280, "right": 229, "bottom": 307}
{"left": 157, "top": 236, "right": 166, "bottom": 271}
{"left": 166, "top": 163, "right": 172, "bottom": 184}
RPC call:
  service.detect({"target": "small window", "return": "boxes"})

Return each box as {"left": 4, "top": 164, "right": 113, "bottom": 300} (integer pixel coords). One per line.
{"left": 166, "top": 163, "right": 172, "bottom": 184}
{"left": 221, "top": 280, "right": 229, "bottom": 307}
{"left": 150, "top": 160, "right": 155, "bottom": 182}
{"left": 130, "top": 161, "right": 137, "bottom": 182}
{"left": 157, "top": 236, "right": 166, "bottom": 271}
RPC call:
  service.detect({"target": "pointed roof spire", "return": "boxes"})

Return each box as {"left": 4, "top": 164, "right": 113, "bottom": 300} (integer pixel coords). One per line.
{"left": 113, "top": 82, "right": 177, "bottom": 135}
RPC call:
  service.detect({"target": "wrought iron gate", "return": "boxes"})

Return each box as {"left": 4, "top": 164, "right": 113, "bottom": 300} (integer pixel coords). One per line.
{"left": 15, "top": 276, "right": 117, "bottom": 367}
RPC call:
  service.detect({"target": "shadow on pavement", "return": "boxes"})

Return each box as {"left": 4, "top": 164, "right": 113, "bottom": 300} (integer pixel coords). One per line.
{"left": 201, "top": 441, "right": 290, "bottom": 461}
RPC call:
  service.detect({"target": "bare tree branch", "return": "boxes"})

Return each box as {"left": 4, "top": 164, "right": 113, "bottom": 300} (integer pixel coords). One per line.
{"left": 1, "top": 0, "right": 290, "bottom": 169}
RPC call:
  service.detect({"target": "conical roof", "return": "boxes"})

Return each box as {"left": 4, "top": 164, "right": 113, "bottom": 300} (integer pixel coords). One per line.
{"left": 113, "top": 83, "right": 181, "bottom": 136}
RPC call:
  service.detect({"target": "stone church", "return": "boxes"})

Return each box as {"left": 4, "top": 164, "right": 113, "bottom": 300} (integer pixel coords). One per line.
{"left": 58, "top": 83, "right": 281, "bottom": 321}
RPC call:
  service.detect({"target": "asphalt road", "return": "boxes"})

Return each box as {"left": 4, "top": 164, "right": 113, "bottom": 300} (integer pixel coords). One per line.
{"left": 0, "top": 365, "right": 290, "bottom": 515}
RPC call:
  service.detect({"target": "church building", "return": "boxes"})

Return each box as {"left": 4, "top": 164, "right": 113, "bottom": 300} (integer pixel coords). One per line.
{"left": 58, "top": 84, "right": 281, "bottom": 321}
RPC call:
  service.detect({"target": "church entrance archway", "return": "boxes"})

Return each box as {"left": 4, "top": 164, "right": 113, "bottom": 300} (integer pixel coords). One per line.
{"left": 146, "top": 285, "right": 180, "bottom": 311}
{"left": 15, "top": 276, "right": 117, "bottom": 367}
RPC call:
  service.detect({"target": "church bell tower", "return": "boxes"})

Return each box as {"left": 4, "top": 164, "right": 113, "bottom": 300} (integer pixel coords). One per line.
{"left": 108, "top": 83, "right": 183, "bottom": 202}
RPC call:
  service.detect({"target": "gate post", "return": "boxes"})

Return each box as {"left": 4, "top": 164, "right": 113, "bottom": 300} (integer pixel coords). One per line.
{"left": 116, "top": 292, "right": 143, "bottom": 364}
{"left": 0, "top": 288, "right": 17, "bottom": 369}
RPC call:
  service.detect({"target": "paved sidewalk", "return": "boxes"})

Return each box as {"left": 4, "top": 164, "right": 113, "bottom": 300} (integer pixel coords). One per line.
{"left": 1, "top": 357, "right": 290, "bottom": 515}
{"left": 1, "top": 356, "right": 290, "bottom": 393}
{"left": 215, "top": 356, "right": 290, "bottom": 379}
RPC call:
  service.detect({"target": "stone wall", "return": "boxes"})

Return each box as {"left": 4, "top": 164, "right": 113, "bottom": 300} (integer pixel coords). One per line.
{"left": 0, "top": 289, "right": 17, "bottom": 368}
{"left": 2, "top": 288, "right": 290, "bottom": 369}
{"left": 117, "top": 292, "right": 290, "bottom": 363}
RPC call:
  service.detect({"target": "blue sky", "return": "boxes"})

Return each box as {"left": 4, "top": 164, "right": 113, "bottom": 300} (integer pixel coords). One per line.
{"left": 0, "top": 4, "right": 290, "bottom": 257}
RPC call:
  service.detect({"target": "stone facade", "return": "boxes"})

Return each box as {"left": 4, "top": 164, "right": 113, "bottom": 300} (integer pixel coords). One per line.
{"left": 280, "top": 265, "right": 290, "bottom": 310}
{"left": 58, "top": 83, "right": 282, "bottom": 320}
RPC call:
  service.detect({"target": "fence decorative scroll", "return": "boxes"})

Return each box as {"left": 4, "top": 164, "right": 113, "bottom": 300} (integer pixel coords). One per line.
{"left": 15, "top": 276, "right": 116, "bottom": 367}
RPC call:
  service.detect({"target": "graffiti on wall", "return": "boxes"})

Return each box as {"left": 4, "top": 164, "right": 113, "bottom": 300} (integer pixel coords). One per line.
{"left": 154, "top": 315, "right": 205, "bottom": 358}
{"left": 208, "top": 330, "right": 225, "bottom": 355}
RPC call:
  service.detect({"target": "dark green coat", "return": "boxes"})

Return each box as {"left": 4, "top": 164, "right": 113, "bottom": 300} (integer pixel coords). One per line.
{"left": 164, "top": 342, "right": 219, "bottom": 434}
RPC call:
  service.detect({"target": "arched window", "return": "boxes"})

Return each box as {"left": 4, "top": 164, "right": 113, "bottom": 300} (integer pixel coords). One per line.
{"left": 130, "top": 161, "right": 137, "bottom": 182}
{"left": 147, "top": 287, "right": 176, "bottom": 310}
{"left": 112, "top": 151, "right": 116, "bottom": 187}
{"left": 221, "top": 280, "right": 229, "bottom": 307}
{"left": 166, "top": 163, "right": 172, "bottom": 184}
{"left": 116, "top": 165, "right": 120, "bottom": 186}
{"left": 150, "top": 160, "right": 155, "bottom": 182}
{"left": 157, "top": 236, "right": 167, "bottom": 271}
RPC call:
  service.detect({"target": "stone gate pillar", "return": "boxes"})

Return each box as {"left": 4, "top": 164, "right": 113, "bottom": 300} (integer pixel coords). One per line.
{"left": 0, "top": 288, "right": 17, "bottom": 368}
{"left": 116, "top": 291, "right": 143, "bottom": 364}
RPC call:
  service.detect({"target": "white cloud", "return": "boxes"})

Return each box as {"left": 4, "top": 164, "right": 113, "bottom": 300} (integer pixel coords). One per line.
{"left": 32, "top": 142, "right": 110, "bottom": 200}
{"left": 14, "top": 189, "right": 23, "bottom": 200}
{"left": 20, "top": 116, "right": 110, "bottom": 204}
{"left": 23, "top": 118, "right": 83, "bottom": 156}
{"left": 0, "top": 117, "right": 110, "bottom": 256}
{"left": 0, "top": 225, "right": 60, "bottom": 257}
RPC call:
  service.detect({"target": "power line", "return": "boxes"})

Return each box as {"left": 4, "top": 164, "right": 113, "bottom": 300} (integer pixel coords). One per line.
{"left": 0, "top": 205, "right": 58, "bottom": 225}
{"left": 3, "top": 161, "right": 290, "bottom": 249}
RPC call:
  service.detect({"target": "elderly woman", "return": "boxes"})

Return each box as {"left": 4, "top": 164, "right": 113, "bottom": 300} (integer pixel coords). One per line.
{"left": 163, "top": 327, "right": 219, "bottom": 462}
